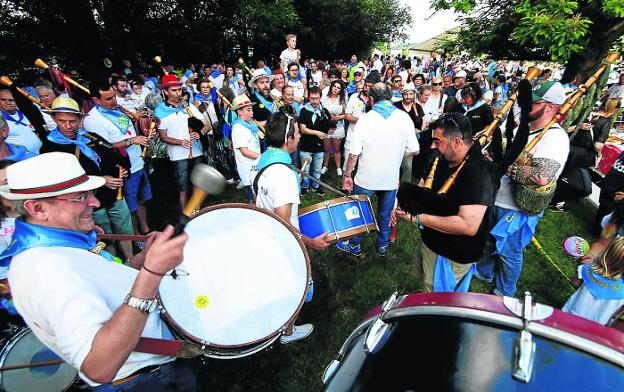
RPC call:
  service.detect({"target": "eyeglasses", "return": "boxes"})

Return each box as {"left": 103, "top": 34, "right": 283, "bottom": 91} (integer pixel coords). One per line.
{"left": 53, "top": 190, "right": 97, "bottom": 204}
{"left": 432, "top": 83, "right": 442, "bottom": 86}
{"left": 392, "top": 79, "right": 401, "bottom": 83}
{"left": 444, "top": 113, "right": 467, "bottom": 140}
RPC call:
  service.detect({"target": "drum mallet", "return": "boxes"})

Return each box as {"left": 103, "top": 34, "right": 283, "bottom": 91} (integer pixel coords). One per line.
{"left": 174, "top": 163, "right": 226, "bottom": 235}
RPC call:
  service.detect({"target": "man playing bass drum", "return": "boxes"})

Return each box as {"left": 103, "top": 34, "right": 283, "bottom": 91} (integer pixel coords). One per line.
{"left": 394, "top": 113, "right": 498, "bottom": 292}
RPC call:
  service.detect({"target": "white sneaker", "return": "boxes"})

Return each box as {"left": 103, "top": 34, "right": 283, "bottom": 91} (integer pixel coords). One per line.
{"left": 336, "top": 168, "right": 343, "bottom": 176}
{"left": 279, "top": 324, "right": 314, "bottom": 344}
{"left": 320, "top": 167, "right": 328, "bottom": 175}
{"left": 226, "top": 178, "right": 236, "bottom": 185}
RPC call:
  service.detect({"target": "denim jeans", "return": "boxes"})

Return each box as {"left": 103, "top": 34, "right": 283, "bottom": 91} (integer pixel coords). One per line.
{"left": 89, "top": 361, "right": 196, "bottom": 391}
{"left": 477, "top": 206, "right": 543, "bottom": 296}
{"left": 350, "top": 184, "right": 397, "bottom": 248}
{"left": 299, "top": 151, "right": 324, "bottom": 189}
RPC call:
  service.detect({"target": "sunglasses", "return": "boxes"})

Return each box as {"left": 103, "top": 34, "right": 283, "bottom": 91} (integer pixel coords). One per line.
{"left": 432, "top": 83, "right": 442, "bottom": 86}
{"left": 444, "top": 114, "right": 467, "bottom": 140}
{"left": 392, "top": 79, "right": 401, "bottom": 83}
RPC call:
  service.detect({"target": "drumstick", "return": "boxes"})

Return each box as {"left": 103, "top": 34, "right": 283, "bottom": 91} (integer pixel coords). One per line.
{"left": 116, "top": 166, "right": 123, "bottom": 200}
{"left": 97, "top": 233, "right": 149, "bottom": 241}
{"left": 0, "top": 359, "right": 65, "bottom": 372}
{"left": 290, "top": 164, "right": 346, "bottom": 197}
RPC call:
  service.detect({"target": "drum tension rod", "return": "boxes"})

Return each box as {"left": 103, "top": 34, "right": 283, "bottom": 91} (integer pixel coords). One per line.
{"left": 512, "top": 291, "right": 537, "bottom": 383}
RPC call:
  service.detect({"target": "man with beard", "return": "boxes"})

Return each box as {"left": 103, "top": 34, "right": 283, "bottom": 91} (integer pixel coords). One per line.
{"left": 394, "top": 82, "right": 424, "bottom": 184}
{"left": 84, "top": 81, "right": 152, "bottom": 236}
{"left": 112, "top": 76, "right": 138, "bottom": 114}
{"left": 249, "top": 69, "right": 277, "bottom": 127}
{"left": 476, "top": 82, "right": 569, "bottom": 297}
{"left": 153, "top": 74, "right": 209, "bottom": 211}
{"left": 394, "top": 113, "right": 496, "bottom": 292}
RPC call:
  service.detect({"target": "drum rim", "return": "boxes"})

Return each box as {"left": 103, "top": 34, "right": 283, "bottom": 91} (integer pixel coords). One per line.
{"left": 324, "top": 224, "right": 379, "bottom": 243}
{"left": 356, "top": 292, "right": 624, "bottom": 365}
{"left": 0, "top": 328, "right": 76, "bottom": 389}
{"left": 298, "top": 194, "right": 371, "bottom": 216}
{"left": 158, "top": 202, "right": 312, "bottom": 349}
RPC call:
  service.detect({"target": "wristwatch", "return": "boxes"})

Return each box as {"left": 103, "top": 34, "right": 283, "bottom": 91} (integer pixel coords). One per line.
{"left": 125, "top": 138, "right": 132, "bottom": 147}
{"left": 123, "top": 294, "right": 158, "bottom": 314}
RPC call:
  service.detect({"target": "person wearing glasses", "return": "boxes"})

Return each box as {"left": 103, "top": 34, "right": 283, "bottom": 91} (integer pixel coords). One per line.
{"left": 254, "top": 111, "right": 331, "bottom": 343}
{"left": 423, "top": 77, "right": 448, "bottom": 122}
{"left": 393, "top": 113, "right": 497, "bottom": 292}
{"left": 390, "top": 75, "right": 403, "bottom": 103}
{"left": 0, "top": 152, "right": 196, "bottom": 389}
{"left": 476, "top": 81, "right": 569, "bottom": 297}
{"left": 41, "top": 97, "right": 134, "bottom": 262}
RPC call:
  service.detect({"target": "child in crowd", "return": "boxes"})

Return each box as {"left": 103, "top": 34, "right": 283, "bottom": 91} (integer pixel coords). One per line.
{"left": 563, "top": 236, "right": 624, "bottom": 325}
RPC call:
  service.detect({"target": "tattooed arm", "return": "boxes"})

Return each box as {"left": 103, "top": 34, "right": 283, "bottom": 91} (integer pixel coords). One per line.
{"left": 506, "top": 157, "right": 561, "bottom": 186}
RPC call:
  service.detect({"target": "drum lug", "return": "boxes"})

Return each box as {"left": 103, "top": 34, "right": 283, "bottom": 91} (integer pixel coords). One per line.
{"left": 364, "top": 292, "right": 400, "bottom": 354}
{"left": 503, "top": 294, "right": 553, "bottom": 321}
{"left": 511, "top": 292, "right": 537, "bottom": 383}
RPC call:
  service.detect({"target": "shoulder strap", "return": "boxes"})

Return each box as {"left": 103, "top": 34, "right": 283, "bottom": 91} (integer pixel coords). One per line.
{"left": 252, "top": 162, "right": 290, "bottom": 196}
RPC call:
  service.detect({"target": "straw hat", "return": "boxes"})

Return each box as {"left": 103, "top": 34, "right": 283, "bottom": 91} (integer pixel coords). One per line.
{"left": 248, "top": 69, "right": 274, "bottom": 88}
{"left": 231, "top": 94, "right": 254, "bottom": 110}
{"left": 0, "top": 152, "right": 105, "bottom": 200}
{"left": 42, "top": 97, "right": 88, "bottom": 116}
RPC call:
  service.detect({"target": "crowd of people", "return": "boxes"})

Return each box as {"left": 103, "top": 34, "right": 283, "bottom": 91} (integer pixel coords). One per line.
{"left": 1, "top": 31, "right": 624, "bottom": 389}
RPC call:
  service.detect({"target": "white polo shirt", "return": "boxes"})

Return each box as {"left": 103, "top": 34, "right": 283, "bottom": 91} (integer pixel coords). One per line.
{"left": 3, "top": 110, "right": 42, "bottom": 153}
{"left": 232, "top": 123, "right": 261, "bottom": 186}
{"left": 83, "top": 107, "right": 144, "bottom": 173}
{"left": 157, "top": 104, "right": 205, "bottom": 161}
{"left": 349, "top": 107, "right": 420, "bottom": 190}
{"left": 255, "top": 164, "right": 300, "bottom": 229}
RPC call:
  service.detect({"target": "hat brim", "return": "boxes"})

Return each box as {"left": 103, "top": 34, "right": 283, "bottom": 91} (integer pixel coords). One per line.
{"left": 42, "top": 109, "right": 88, "bottom": 116}
{"left": 248, "top": 74, "right": 274, "bottom": 88}
{"left": 0, "top": 175, "right": 106, "bottom": 201}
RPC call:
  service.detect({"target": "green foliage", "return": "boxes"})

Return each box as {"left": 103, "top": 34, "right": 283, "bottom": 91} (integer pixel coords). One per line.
{"left": 601, "top": 0, "right": 624, "bottom": 18}
{"left": 514, "top": 0, "right": 592, "bottom": 62}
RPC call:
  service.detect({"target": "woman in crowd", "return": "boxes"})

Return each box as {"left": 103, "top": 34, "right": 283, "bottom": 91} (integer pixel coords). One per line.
{"left": 319, "top": 69, "right": 331, "bottom": 92}
{"left": 492, "top": 74, "right": 509, "bottom": 115}
{"left": 461, "top": 82, "right": 494, "bottom": 136}
{"left": 423, "top": 77, "right": 447, "bottom": 123}
{"left": 383, "top": 66, "right": 395, "bottom": 83}
{"left": 321, "top": 80, "right": 347, "bottom": 176}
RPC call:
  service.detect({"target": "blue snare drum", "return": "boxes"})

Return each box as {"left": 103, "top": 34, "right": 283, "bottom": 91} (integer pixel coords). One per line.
{"left": 298, "top": 195, "right": 378, "bottom": 242}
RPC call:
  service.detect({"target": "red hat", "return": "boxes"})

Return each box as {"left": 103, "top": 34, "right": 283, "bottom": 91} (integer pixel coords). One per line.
{"left": 160, "top": 74, "right": 182, "bottom": 89}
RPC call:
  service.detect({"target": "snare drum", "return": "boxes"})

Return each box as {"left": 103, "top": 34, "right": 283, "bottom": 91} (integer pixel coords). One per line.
{"left": 298, "top": 195, "right": 378, "bottom": 242}
{"left": 158, "top": 203, "right": 311, "bottom": 359}
{"left": 322, "top": 292, "right": 624, "bottom": 391}
{"left": 0, "top": 326, "right": 76, "bottom": 392}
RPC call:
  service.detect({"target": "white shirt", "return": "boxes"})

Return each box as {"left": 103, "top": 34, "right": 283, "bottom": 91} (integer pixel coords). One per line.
{"left": 116, "top": 95, "right": 139, "bottom": 114}
{"left": 287, "top": 79, "right": 305, "bottom": 99}
{"left": 270, "top": 88, "right": 282, "bottom": 99}
{"left": 3, "top": 111, "right": 42, "bottom": 153}
{"left": 232, "top": 123, "right": 261, "bottom": 186}
{"left": 372, "top": 59, "right": 383, "bottom": 73}
{"left": 83, "top": 107, "right": 144, "bottom": 173}
{"left": 280, "top": 49, "right": 299, "bottom": 73}
{"left": 8, "top": 247, "right": 174, "bottom": 386}
{"left": 40, "top": 109, "right": 57, "bottom": 132}
{"left": 349, "top": 107, "right": 420, "bottom": 190}
{"left": 423, "top": 94, "right": 447, "bottom": 122}
{"left": 495, "top": 124, "right": 570, "bottom": 210}
{"left": 156, "top": 104, "right": 205, "bottom": 161}
{"left": 309, "top": 71, "right": 322, "bottom": 87}
{"left": 255, "top": 163, "right": 300, "bottom": 229}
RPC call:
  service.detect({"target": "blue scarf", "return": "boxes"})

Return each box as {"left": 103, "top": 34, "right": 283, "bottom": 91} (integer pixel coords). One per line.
{"left": 210, "top": 69, "right": 222, "bottom": 79}
{"left": 0, "top": 219, "right": 117, "bottom": 270}
{"left": 194, "top": 92, "right": 211, "bottom": 103}
{"left": 491, "top": 209, "right": 542, "bottom": 256}
{"left": 346, "top": 80, "right": 357, "bottom": 95}
{"left": 254, "top": 91, "right": 276, "bottom": 114}
{"left": 2, "top": 110, "right": 31, "bottom": 128}
{"left": 233, "top": 118, "right": 260, "bottom": 144}
{"left": 48, "top": 128, "right": 100, "bottom": 168}
{"left": 287, "top": 73, "right": 303, "bottom": 83}
{"left": 463, "top": 99, "right": 486, "bottom": 114}
{"left": 227, "top": 74, "right": 240, "bottom": 90}
{"left": 433, "top": 256, "right": 476, "bottom": 292}
{"left": 581, "top": 264, "right": 624, "bottom": 300}
{"left": 153, "top": 101, "right": 186, "bottom": 120}
{"left": 290, "top": 101, "right": 301, "bottom": 115}
{"left": 5, "top": 144, "right": 36, "bottom": 162}
{"left": 257, "top": 146, "right": 300, "bottom": 192}
{"left": 96, "top": 105, "right": 130, "bottom": 134}
{"left": 372, "top": 100, "right": 397, "bottom": 119}
{"left": 303, "top": 102, "right": 323, "bottom": 123}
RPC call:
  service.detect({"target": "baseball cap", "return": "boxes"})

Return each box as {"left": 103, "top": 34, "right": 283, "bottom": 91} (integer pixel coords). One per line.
{"left": 532, "top": 81, "right": 566, "bottom": 105}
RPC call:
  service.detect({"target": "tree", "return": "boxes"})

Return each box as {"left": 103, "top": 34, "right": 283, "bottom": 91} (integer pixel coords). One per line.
{"left": 432, "top": 0, "right": 624, "bottom": 82}
{"left": 0, "top": 0, "right": 411, "bottom": 81}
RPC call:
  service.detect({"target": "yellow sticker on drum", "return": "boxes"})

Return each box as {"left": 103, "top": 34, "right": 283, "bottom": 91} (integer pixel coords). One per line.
{"left": 195, "top": 295, "right": 209, "bottom": 309}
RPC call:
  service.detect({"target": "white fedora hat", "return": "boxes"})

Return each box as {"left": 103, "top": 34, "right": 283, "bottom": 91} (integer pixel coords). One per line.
{"left": 248, "top": 68, "right": 274, "bottom": 88}
{"left": 0, "top": 152, "right": 105, "bottom": 200}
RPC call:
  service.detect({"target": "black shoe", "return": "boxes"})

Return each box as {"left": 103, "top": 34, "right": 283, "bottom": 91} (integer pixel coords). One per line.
{"left": 301, "top": 188, "right": 308, "bottom": 197}
{"left": 316, "top": 187, "right": 325, "bottom": 196}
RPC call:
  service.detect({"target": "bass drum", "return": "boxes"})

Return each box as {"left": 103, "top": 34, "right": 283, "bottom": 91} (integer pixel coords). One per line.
{"left": 0, "top": 326, "right": 77, "bottom": 392}
{"left": 322, "top": 292, "right": 624, "bottom": 391}
{"left": 158, "top": 203, "right": 311, "bottom": 359}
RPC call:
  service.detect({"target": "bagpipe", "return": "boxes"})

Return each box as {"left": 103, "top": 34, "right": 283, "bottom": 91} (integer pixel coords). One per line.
{"left": 34, "top": 58, "right": 93, "bottom": 113}
{"left": 511, "top": 51, "right": 620, "bottom": 215}
{"left": 397, "top": 66, "right": 541, "bottom": 217}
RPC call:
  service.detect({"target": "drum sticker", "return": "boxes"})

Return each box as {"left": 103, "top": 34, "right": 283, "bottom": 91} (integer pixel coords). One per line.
{"left": 195, "top": 295, "right": 210, "bottom": 309}
{"left": 345, "top": 206, "right": 361, "bottom": 221}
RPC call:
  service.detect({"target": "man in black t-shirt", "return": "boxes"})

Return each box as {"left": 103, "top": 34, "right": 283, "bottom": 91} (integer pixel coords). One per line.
{"left": 298, "top": 87, "right": 331, "bottom": 196}
{"left": 394, "top": 113, "right": 496, "bottom": 292}
{"left": 248, "top": 69, "right": 276, "bottom": 126}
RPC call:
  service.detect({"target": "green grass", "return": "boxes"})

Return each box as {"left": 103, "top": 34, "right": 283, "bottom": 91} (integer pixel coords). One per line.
{"left": 189, "top": 171, "right": 596, "bottom": 391}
